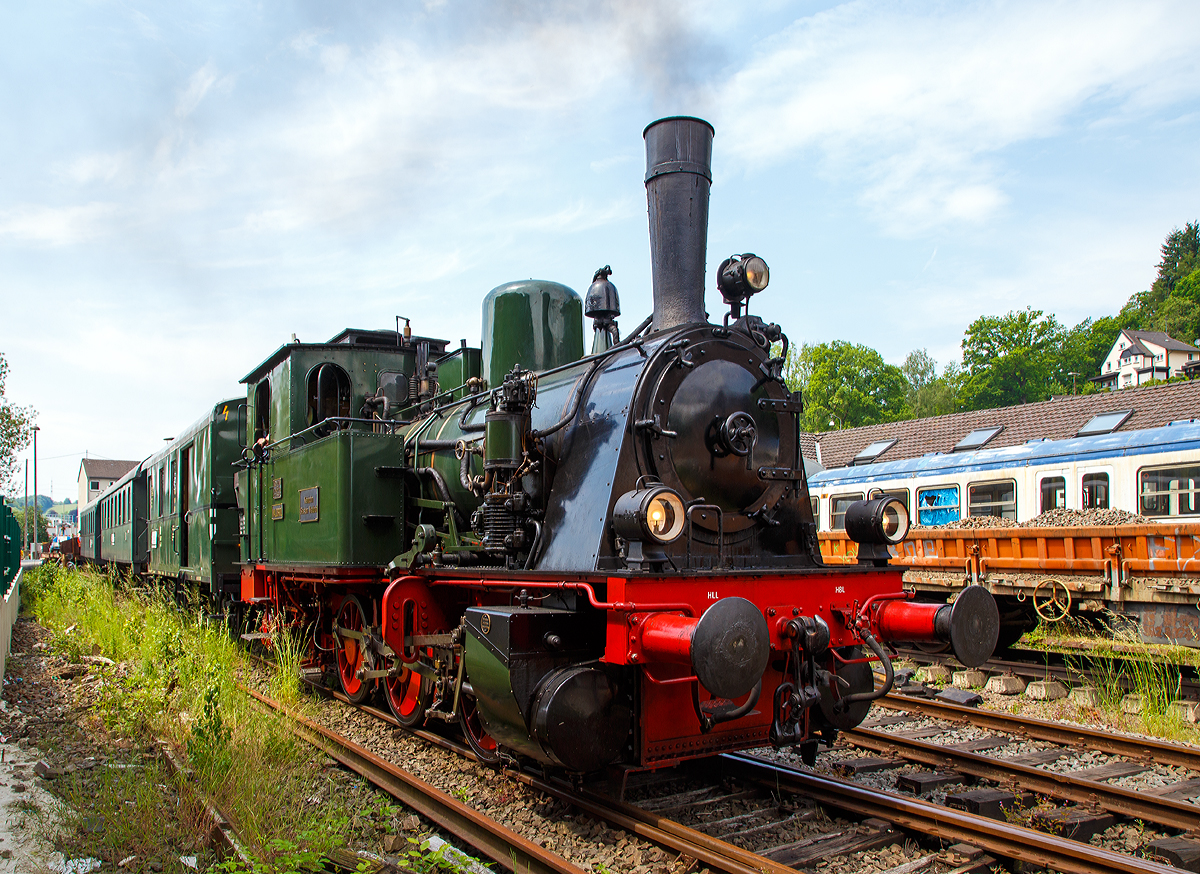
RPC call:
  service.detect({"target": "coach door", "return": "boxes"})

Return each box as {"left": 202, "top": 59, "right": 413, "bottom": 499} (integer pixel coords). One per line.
{"left": 180, "top": 447, "right": 191, "bottom": 569}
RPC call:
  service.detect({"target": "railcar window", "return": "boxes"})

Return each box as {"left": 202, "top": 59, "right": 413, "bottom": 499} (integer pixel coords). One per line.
{"left": 968, "top": 480, "right": 1017, "bottom": 521}
{"left": 1036, "top": 480, "right": 1065, "bottom": 516}
{"left": 868, "top": 488, "right": 910, "bottom": 516}
{"left": 1082, "top": 473, "right": 1109, "bottom": 510}
{"left": 1139, "top": 466, "right": 1200, "bottom": 517}
{"left": 830, "top": 493, "right": 864, "bottom": 531}
{"left": 916, "top": 485, "right": 959, "bottom": 526}
{"left": 809, "top": 496, "right": 819, "bottom": 522}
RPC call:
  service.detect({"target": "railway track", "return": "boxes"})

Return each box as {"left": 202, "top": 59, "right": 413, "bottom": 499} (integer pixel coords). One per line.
{"left": 239, "top": 661, "right": 1200, "bottom": 874}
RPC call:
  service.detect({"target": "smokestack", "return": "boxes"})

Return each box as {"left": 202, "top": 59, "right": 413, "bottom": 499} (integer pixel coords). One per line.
{"left": 644, "top": 116, "right": 714, "bottom": 332}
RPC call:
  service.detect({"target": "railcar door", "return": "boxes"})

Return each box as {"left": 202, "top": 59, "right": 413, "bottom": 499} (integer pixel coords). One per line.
{"left": 180, "top": 447, "right": 190, "bottom": 570}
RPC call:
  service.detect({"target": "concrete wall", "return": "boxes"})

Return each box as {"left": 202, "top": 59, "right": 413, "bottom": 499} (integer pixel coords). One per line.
{"left": 0, "top": 569, "right": 20, "bottom": 681}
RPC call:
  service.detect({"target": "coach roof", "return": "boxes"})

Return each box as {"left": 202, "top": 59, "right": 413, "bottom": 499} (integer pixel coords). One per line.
{"left": 802, "top": 378, "right": 1200, "bottom": 470}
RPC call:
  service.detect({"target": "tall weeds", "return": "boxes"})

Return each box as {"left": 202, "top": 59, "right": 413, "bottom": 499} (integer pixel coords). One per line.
{"left": 22, "top": 565, "right": 351, "bottom": 867}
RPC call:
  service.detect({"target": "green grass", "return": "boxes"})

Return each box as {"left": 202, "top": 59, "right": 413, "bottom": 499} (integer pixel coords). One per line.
{"left": 22, "top": 564, "right": 358, "bottom": 870}
{"left": 1024, "top": 612, "right": 1200, "bottom": 742}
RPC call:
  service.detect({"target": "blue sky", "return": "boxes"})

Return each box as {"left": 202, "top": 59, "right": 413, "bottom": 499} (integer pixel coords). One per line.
{"left": 3, "top": 0, "right": 1199, "bottom": 500}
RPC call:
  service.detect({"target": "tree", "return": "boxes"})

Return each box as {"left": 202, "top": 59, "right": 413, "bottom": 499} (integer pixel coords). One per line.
{"left": 17, "top": 505, "right": 48, "bottom": 543}
{"left": 902, "top": 349, "right": 962, "bottom": 418}
{"left": 785, "top": 341, "right": 909, "bottom": 432}
{"left": 0, "top": 353, "right": 35, "bottom": 494}
{"left": 1117, "top": 223, "right": 1200, "bottom": 331}
{"left": 960, "top": 308, "right": 1063, "bottom": 409}
{"left": 1053, "top": 316, "right": 1119, "bottom": 393}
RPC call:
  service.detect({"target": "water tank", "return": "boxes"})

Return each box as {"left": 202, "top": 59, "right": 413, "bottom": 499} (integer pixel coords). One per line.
{"left": 481, "top": 280, "right": 583, "bottom": 385}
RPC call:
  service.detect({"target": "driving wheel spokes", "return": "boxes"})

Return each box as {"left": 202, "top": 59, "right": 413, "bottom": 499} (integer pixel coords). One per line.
{"left": 385, "top": 657, "right": 432, "bottom": 727}
{"left": 1033, "top": 578, "right": 1072, "bottom": 623}
{"left": 459, "top": 690, "right": 500, "bottom": 764}
{"left": 335, "top": 594, "right": 372, "bottom": 705}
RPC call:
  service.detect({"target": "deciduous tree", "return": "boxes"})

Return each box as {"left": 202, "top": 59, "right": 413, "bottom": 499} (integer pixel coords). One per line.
{"left": 902, "top": 349, "right": 961, "bottom": 418}
{"left": 786, "top": 341, "right": 908, "bottom": 431}
{"left": 960, "top": 308, "right": 1063, "bottom": 409}
{"left": 0, "top": 353, "right": 35, "bottom": 494}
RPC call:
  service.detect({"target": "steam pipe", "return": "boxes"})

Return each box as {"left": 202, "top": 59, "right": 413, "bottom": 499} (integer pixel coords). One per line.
{"left": 644, "top": 117, "right": 715, "bottom": 332}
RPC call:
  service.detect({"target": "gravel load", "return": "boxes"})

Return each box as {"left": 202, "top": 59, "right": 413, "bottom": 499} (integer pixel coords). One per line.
{"left": 913, "top": 507, "right": 1151, "bottom": 531}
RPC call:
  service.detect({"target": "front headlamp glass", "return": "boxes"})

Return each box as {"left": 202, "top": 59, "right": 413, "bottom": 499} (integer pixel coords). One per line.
{"left": 744, "top": 256, "right": 769, "bottom": 291}
{"left": 644, "top": 490, "right": 685, "bottom": 543}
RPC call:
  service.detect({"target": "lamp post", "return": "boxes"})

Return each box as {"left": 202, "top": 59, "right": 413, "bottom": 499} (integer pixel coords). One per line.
{"left": 1068, "top": 372, "right": 1080, "bottom": 395}
{"left": 22, "top": 460, "right": 27, "bottom": 557}
{"left": 32, "top": 425, "right": 40, "bottom": 553}
{"left": 828, "top": 413, "right": 844, "bottom": 431}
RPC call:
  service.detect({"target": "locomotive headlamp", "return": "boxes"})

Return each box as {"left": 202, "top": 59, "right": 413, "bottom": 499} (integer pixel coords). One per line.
{"left": 845, "top": 496, "right": 909, "bottom": 565}
{"left": 845, "top": 496, "right": 910, "bottom": 545}
{"left": 717, "top": 253, "right": 770, "bottom": 315}
{"left": 615, "top": 484, "right": 686, "bottom": 544}
{"left": 613, "top": 482, "right": 686, "bottom": 569}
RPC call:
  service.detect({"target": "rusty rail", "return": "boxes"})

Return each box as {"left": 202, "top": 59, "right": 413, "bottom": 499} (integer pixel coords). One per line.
{"left": 722, "top": 753, "right": 1180, "bottom": 874}
{"left": 876, "top": 694, "right": 1200, "bottom": 771}
{"left": 844, "top": 725, "right": 1200, "bottom": 831}
{"left": 240, "top": 685, "right": 586, "bottom": 874}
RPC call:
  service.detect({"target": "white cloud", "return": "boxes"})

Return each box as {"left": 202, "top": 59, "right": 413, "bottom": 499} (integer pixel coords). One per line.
{"left": 175, "top": 62, "right": 221, "bottom": 120}
{"left": 0, "top": 202, "right": 120, "bottom": 246}
{"left": 717, "top": 0, "right": 1200, "bottom": 231}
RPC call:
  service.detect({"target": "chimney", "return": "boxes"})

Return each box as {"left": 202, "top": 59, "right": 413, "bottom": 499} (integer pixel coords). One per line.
{"left": 643, "top": 117, "right": 714, "bottom": 332}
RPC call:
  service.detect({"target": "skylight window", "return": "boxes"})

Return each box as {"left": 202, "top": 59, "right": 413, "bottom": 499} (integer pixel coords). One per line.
{"left": 1077, "top": 410, "right": 1133, "bottom": 437}
{"left": 851, "top": 439, "right": 897, "bottom": 465}
{"left": 953, "top": 426, "right": 1003, "bottom": 452}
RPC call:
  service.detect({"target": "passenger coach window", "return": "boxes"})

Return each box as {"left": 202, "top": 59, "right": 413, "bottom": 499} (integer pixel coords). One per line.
{"left": 830, "top": 493, "right": 864, "bottom": 530}
{"left": 1139, "top": 465, "right": 1200, "bottom": 517}
{"left": 869, "top": 488, "right": 910, "bottom": 516}
{"left": 1082, "top": 473, "right": 1109, "bottom": 510}
{"left": 1041, "top": 476, "right": 1065, "bottom": 513}
{"left": 809, "top": 496, "right": 819, "bottom": 522}
{"left": 916, "top": 485, "right": 959, "bottom": 526}
{"left": 969, "top": 480, "right": 1017, "bottom": 521}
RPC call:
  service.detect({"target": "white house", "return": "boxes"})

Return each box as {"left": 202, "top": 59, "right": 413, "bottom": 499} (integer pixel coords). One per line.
{"left": 77, "top": 458, "right": 140, "bottom": 509}
{"left": 1093, "top": 329, "right": 1200, "bottom": 391}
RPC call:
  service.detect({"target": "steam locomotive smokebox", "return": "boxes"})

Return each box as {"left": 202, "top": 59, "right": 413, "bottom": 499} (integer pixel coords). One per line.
{"left": 481, "top": 280, "right": 584, "bottom": 386}
{"left": 463, "top": 606, "right": 629, "bottom": 771}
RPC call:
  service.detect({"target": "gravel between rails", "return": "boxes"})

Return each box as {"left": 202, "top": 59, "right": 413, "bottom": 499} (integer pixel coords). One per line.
{"left": 241, "top": 662, "right": 701, "bottom": 874}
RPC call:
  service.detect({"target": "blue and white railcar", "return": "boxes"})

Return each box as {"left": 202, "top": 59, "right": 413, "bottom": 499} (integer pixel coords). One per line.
{"left": 808, "top": 421, "right": 1200, "bottom": 531}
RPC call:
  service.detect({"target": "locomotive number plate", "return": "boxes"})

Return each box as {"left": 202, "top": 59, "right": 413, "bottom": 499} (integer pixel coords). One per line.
{"left": 271, "top": 503, "right": 284, "bottom": 521}
{"left": 272, "top": 478, "right": 283, "bottom": 500}
{"left": 299, "top": 487, "right": 319, "bottom": 523}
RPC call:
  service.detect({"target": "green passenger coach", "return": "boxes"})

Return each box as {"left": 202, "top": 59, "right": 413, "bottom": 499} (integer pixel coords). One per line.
{"left": 145, "top": 398, "right": 245, "bottom": 600}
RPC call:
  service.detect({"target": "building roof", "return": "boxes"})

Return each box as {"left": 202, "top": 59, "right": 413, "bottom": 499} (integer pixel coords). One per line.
{"left": 1123, "top": 329, "right": 1199, "bottom": 353}
{"left": 1118, "top": 339, "right": 1153, "bottom": 359}
{"left": 78, "top": 458, "right": 140, "bottom": 481}
{"left": 803, "top": 378, "right": 1200, "bottom": 469}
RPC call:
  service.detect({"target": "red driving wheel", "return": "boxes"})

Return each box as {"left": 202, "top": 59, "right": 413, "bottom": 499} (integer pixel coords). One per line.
{"left": 384, "top": 656, "right": 431, "bottom": 727}
{"left": 335, "top": 595, "right": 371, "bottom": 705}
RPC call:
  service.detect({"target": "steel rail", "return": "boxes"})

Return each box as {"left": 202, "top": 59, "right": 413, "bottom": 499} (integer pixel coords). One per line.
{"left": 240, "top": 685, "right": 586, "bottom": 874}
{"left": 844, "top": 725, "right": 1200, "bottom": 831}
{"left": 877, "top": 693, "right": 1200, "bottom": 770}
{"left": 721, "top": 753, "right": 1180, "bottom": 874}
{"left": 307, "top": 678, "right": 811, "bottom": 874}
{"left": 515, "top": 772, "right": 799, "bottom": 874}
